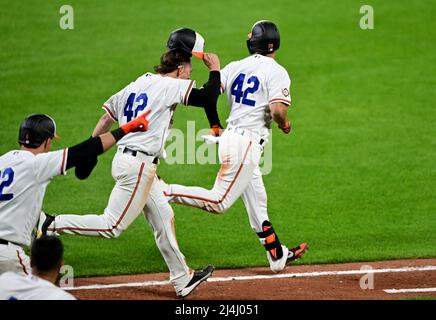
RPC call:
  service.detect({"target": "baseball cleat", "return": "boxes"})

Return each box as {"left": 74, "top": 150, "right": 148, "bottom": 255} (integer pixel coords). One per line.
{"left": 286, "top": 243, "right": 309, "bottom": 264}
{"left": 177, "top": 265, "right": 215, "bottom": 298}
{"left": 38, "top": 213, "right": 55, "bottom": 237}
{"left": 267, "top": 245, "right": 289, "bottom": 273}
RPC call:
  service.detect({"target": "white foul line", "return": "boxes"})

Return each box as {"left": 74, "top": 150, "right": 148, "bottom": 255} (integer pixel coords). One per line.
{"left": 384, "top": 288, "right": 436, "bottom": 294}
{"left": 65, "top": 265, "right": 436, "bottom": 291}
{"left": 66, "top": 279, "right": 171, "bottom": 291}
{"left": 207, "top": 266, "right": 436, "bottom": 282}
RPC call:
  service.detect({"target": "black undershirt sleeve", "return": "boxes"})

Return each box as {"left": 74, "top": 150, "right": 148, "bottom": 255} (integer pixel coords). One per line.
{"left": 187, "top": 71, "right": 222, "bottom": 128}
{"left": 65, "top": 128, "right": 125, "bottom": 170}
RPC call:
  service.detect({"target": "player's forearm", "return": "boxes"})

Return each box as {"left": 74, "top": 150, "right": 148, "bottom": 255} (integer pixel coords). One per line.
{"left": 100, "top": 129, "right": 125, "bottom": 151}
{"left": 202, "top": 71, "right": 222, "bottom": 128}
{"left": 270, "top": 102, "right": 291, "bottom": 133}
{"left": 65, "top": 128, "right": 126, "bottom": 170}
{"left": 272, "top": 112, "right": 288, "bottom": 128}
{"left": 187, "top": 71, "right": 222, "bottom": 127}
{"left": 92, "top": 113, "right": 115, "bottom": 137}
{"left": 66, "top": 110, "right": 150, "bottom": 170}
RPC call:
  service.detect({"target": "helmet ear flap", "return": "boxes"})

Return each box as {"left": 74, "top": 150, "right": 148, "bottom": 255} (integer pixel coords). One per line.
{"left": 246, "top": 39, "right": 255, "bottom": 54}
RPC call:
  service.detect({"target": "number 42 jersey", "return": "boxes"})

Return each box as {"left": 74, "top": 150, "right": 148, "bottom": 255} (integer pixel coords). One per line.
{"left": 220, "top": 54, "right": 292, "bottom": 137}
{"left": 102, "top": 73, "right": 195, "bottom": 156}
{"left": 0, "top": 149, "right": 67, "bottom": 247}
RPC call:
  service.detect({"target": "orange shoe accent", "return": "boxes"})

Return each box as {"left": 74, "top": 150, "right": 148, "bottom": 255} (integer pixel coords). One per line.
{"left": 264, "top": 225, "right": 277, "bottom": 259}
{"left": 289, "top": 243, "right": 309, "bottom": 262}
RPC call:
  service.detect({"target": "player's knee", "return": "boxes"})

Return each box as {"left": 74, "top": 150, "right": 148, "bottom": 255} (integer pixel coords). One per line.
{"left": 209, "top": 202, "right": 229, "bottom": 214}
{"left": 106, "top": 226, "right": 124, "bottom": 238}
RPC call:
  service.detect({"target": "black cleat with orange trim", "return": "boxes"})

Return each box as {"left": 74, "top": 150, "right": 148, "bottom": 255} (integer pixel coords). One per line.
{"left": 286, "top": 243, "right": 309, "bottom": 264}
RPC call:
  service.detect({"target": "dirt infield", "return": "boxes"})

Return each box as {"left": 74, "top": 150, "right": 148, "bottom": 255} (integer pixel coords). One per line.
{"left": 69, "top": 259, "right": 436, "bottom": 300}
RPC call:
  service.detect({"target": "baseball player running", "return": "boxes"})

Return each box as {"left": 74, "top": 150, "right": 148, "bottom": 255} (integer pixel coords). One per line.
{"left": 0, "top": 112, "right": 150, "bottom": 276}
{"left": 0, "top": 236, "right": 76, "bottom": 300}
{"left": 163, "top": 21, "right": 308, "bottom": 273}
{"left": 40, "top": 28, "right": 222, "bottom": 297}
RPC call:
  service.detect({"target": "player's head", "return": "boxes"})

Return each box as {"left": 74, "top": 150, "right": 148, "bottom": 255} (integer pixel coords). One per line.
{"left": 30, "top": 236, "right": 64, "bottom": 284}
{"left": 18, "top": 114, "right": 58, "bottom": 152}
{"left": 246, "top": 20, "right": 280, "bottom": 55}
{"left": 166, "top": 27, "right": 205, "bottom": 60}
{"left": 154, "top": 50, "right": 193, "bottom": 79}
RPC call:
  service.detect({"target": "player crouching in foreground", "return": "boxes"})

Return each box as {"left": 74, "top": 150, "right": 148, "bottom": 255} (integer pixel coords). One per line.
{"left": 163, "top": 21, "right": 308, "bottom": 273}
{"left": 39, "top": 28, "right": 222, "bottom": 298}
{"left": 0, "top": 236, "right": 75, "bottom": 300}
{"left": 0, "top": 113, "right": 150, "bottom": 277}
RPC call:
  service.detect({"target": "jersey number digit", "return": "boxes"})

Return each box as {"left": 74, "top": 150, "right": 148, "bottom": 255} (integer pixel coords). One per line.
{"left": 124, "top": 93, "right": 149, "bottom": 122}
{"left": 230, "top": 73, "right": 245, "bottom": 103}
{"left": 0, "top": 168, "right": 14, "bottom": 201}
{"left": 242, "top": 76, "right": 260, "bottom": 106}
{"left": 230, "top": 73, "right": 260, "bottom": 107}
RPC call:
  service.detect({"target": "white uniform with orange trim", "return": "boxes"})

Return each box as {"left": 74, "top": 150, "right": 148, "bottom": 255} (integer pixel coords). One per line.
{"left": 165, "top": 54, "right": 292, "bottom": 268}
{"left": 0, "top": 149, "right": 67, "bottom": 276}
{"left": 47, "top": 73, "right": 197, "bottom": 292}
{"left": 0, "top": 272, "right": 76, "bottom": 300}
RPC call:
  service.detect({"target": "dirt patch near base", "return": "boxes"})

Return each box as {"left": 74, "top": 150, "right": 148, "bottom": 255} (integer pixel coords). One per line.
{"left": 70, "top": 259, "right": 436, "bottom": 300}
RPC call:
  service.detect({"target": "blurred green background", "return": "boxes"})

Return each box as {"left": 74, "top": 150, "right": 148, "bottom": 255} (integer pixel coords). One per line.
{"left": 0, "top": 0, "right": 435, "bottom": 276}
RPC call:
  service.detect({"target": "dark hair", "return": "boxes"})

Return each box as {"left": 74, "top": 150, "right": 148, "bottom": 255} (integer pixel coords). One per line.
{"left": 31, "top": 236, "right": 64, "bottom": 272}
{"left": 154, "top": 50, "right": 191, "bottom": 74}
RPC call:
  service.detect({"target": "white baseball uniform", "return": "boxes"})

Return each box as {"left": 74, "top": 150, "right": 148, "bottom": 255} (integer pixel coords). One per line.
{"left": 0, "top": 272, "right": 76, "bottom": 300}
{"left": 164, "top": 54, "right": 292, "bottom": 270}
{"left": 47, "top": 73, "right": 197, "bottom": 292}
{"left": 0, "top": 149, "right": 67, "bottom": 275}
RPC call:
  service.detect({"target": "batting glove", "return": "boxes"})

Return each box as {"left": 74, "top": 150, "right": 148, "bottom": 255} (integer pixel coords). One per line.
{"left": 120, "top": 109, "right": 151, "bottom": 134}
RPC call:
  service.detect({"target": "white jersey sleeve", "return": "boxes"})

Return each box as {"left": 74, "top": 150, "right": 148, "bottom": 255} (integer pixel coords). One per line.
{"left": 0, "top": 272, "right": 77, "bottom": 300}
{"left": 220, "top": 64, "right": 231, "bottom": 93}
{"left": 267, "top": 66, "right": 292, "bottom": 106}
{"left": 166, "top": 79, "right": 196, "bottom": 106}
{"left": 33, "top": 149, "right": 68, "bottom": 182}
{"left": 44, "top": 290, "right": 77, "bottom": 300}
{"left": 102, "top": 83, "right": 133, "bottom": 122}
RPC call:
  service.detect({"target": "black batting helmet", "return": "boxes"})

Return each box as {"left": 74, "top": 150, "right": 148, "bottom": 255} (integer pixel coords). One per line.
{"left": 166, "top": 28, "right": 205, "bottom": 59}
{"left": 246, "top": 20, "right": 280, "bottom": 54}
{"left": 18, "top": 114, "right": 58, "bottom": 148}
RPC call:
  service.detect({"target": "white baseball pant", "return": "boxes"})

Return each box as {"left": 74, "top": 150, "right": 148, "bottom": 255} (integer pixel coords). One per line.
{"left": 165, "top": 127, "right": 270, "bottom": 234}
{"left": 164, "top": 127, "right": 290, "bottom": 270}
{"left": 0, "top": 242, "right": 31, "bottom": 276}
{"left": 47, "top": 147, "right": 192, "bottom": 291}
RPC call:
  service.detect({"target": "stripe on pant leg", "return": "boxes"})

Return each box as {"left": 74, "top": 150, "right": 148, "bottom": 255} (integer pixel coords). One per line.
{"left": 164, "top": 142, "right": 253, "bottom": 204}
{"left": 16, "top": 250, "right": 28, "bottom": 275}
{"left": 51, "top": 162, "right": 145, "bottom": 233}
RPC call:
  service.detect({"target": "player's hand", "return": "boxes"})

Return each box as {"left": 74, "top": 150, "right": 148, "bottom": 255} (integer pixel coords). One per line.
{"left": 279, "top": 120, "right": 291, "bottom": 134}
{"left": 120, "top": 109, "right": 151, "bottom": 134}
{"left": 202, "top": 134, "right": 220, "bottom": 144}
{"left": 210, "top": 124, "right": 223, "bottom": 137}
{"left": 203, "top": 53, "right": 220, "bottom": 71}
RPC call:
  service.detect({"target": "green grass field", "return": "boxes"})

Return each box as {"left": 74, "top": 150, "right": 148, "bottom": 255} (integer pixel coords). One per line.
{"left": 1, "top": 0, "right": 435, "bottom": 277}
